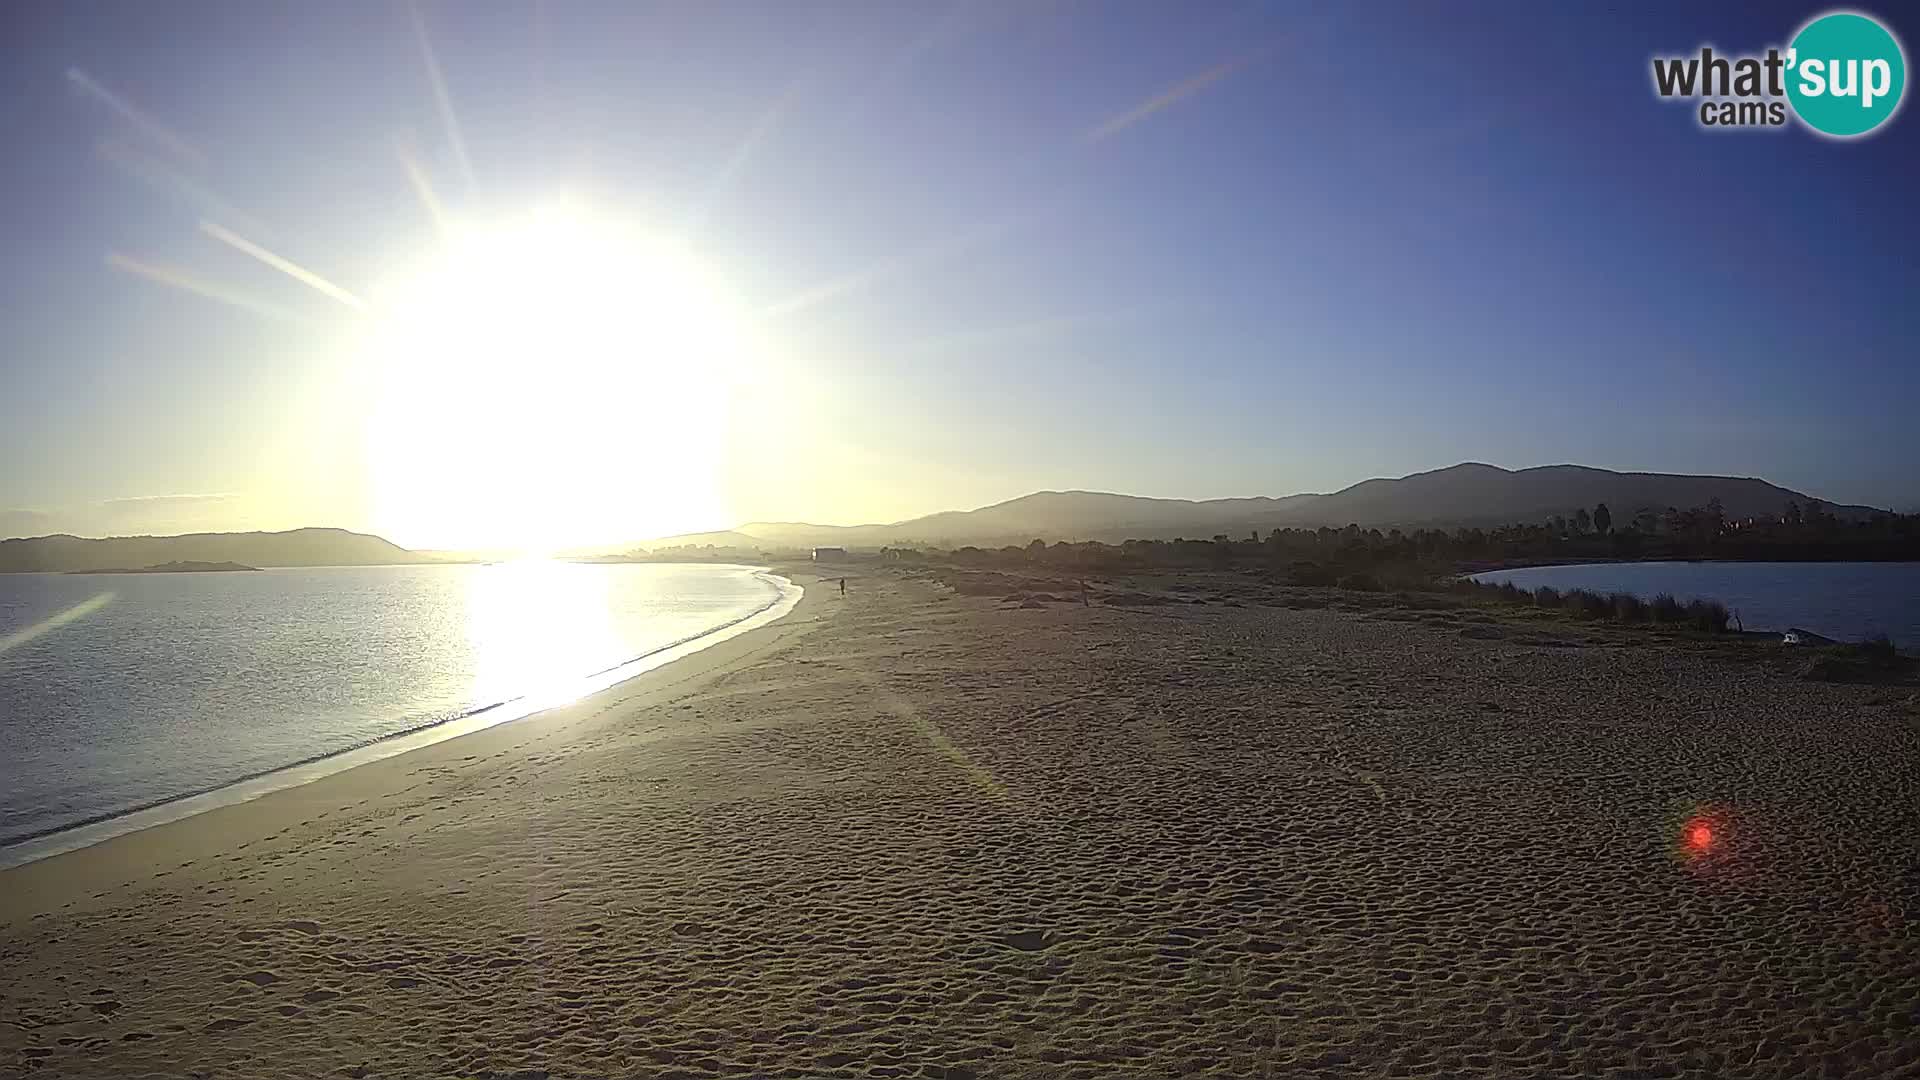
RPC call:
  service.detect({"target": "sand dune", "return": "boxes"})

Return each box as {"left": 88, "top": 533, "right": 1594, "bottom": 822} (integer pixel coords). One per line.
{"left": 3, "top": 571, "right": 1918, "bottom": 1078}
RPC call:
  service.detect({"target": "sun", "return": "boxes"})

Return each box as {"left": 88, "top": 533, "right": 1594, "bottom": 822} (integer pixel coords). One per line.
{"left": 358, "top": 205, "right": 751, "bottom": 552}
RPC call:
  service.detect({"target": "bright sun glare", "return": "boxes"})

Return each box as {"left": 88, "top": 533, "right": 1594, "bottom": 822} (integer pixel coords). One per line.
{"left": 360, "top": 206, "right": 750, "bottom": 553}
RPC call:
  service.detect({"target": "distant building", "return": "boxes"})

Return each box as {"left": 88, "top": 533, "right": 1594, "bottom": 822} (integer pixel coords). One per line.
{"left": 812, "top": 547, "right": 847, "bottom": 562}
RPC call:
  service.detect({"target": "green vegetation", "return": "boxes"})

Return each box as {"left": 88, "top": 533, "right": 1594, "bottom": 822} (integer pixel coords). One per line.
{"left": 678, "top": 498, "right": 1914, "bottom": 659}
{"left": 1801, "top": 635, "right": 1916, "bottom": 683}
{"left": 1453, "top": 577, "right": 1731, "bottom": 632}
{"left": 918, "top": 499, "right": 1919, "bottom": 584}
{"left": 867, "top": 500, "right": 1919, "bottom": 648}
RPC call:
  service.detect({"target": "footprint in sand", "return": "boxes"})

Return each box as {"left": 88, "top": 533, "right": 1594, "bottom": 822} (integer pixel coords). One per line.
{"left": 991, "top": 930, "right": 1053, "bottom": 952}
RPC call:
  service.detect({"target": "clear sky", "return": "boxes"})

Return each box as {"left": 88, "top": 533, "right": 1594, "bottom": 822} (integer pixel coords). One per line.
{"left": 3, "top": 1, "right": 1916, "bottom": 549}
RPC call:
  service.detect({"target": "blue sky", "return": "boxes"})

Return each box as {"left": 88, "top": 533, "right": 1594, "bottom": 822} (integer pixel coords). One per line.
{"left": 2, "top": 1, "right": 1916, "bottom": 544}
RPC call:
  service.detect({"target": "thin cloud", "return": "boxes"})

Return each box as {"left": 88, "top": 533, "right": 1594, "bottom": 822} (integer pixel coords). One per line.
{"left": 98, "top": 492, "right": 243, "bottom": 509}
{"left": 1078, "top": 43, "right": 1280, "bottom": 146}
{"left": 95, "top": 492, "right": 253, "bottom": 536}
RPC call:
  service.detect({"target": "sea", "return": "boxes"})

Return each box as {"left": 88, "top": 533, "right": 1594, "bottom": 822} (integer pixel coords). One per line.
{"left": 0, "top": 562, "right": 797, "bottom": 862}
{"left": 1469, "top": 561, "right": 1920, "bottom": 644}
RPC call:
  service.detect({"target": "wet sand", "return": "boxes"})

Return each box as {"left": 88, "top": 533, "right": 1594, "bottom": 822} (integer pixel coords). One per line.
{"left": 4, "top": 570, "right": 1918, "bottom": 1078}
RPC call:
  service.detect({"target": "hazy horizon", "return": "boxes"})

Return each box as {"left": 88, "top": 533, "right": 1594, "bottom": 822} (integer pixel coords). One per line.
{"left": 3, "top": 458, "right": 1900, "bottom": 550}
{"left": 8, "top": 455, "right": 1906, "bottom": 546}
{"left": 4, "top": 1, "right": 1915, "bottom": 549}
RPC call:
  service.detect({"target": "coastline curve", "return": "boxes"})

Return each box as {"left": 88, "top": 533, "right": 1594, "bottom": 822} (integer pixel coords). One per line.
{"left": 0, "top": 569, "right": 803, "bottom": 869}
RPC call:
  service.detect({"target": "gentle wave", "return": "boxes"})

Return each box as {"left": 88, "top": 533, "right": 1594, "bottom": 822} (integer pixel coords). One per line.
{"left": 0, "top": 566, "right": 802, "bottom": 867}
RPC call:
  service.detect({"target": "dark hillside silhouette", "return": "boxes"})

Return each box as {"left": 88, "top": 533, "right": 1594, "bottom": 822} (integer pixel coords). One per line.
{"left": 647, "top": 463, "right": 1883, "bottom": 550}
{"left": 0, "top": 528, "right": 429, "bottom": 573}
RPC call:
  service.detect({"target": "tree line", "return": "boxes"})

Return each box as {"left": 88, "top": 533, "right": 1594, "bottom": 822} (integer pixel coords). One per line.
{"left": 894, "top": 499, "right": 1920, "bottom": 582}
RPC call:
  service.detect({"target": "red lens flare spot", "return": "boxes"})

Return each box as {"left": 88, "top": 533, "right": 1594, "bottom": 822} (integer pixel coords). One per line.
{"left": 1676, "top": 808, "right": 1733, "bottom": 868}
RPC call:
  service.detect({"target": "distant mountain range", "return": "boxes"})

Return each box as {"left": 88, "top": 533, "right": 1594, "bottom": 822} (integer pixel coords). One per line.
{"left": 1, "top": 465, "right": 1887, "bottom": 567}
{"left": 646, "top": 464, "right": 1885, "bottom": 550}
{"left": 0, "top": 528, "right": 430, "bottom": 574}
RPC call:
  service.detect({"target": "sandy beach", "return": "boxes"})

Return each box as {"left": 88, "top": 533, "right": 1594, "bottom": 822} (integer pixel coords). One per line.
{"left": 3, "top": 568, "right": 1917, "bottom": 1079}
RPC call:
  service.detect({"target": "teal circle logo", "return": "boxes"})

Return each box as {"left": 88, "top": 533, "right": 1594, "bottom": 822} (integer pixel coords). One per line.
{"left": 1787, "top": 11, "right": 1906, "bottom": 137}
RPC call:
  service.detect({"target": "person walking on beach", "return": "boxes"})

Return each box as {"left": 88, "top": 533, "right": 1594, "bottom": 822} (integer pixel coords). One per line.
{"left": 839, "top": 577, "right": 847, "bottom": 597}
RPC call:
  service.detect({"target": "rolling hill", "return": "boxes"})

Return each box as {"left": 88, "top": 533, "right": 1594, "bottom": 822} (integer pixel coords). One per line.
{"left": 0, "top": 528, "right": 433, "bottom": 573}
{"left": 646, "top": 463, "right": 1883, "bottom": 550}
{"left": 1255, "top": 463, "right": 1877, "bottom": 533}
{"left": 7, "top": 465, "right": 1882, "bottom": 566}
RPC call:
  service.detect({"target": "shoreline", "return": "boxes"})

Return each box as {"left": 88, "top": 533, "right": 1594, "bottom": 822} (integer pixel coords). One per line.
{"left": 0, "top": 569, "right": 807, "bottom": 871}
{"left": 1464, "top": 560, "right": 1917, "bottom": 644}
{"left": 3, "top": 569, "right": 1915, "bottom": 1077}
{"left": 1459, "top": 554, "right": 1920, "bottom": 573}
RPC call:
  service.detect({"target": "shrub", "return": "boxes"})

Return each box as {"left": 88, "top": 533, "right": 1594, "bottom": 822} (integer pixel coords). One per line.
{"left": 1391, "top": 591, "right": 1463, "bottom": 612}
{"left": 1685, "top": 598, "right": 1730, "bottom": 632}
{"left": 1857, "top": 633, "right": 1899, "bottom": 662}
{"left": 1802, "top": 634, "right": 1912, "bottom": 682}
{"left": 1609, "top": 591, "right": 1648, "bottom": 623}
{"left": 1287, "top": 561, "right": 1337, "bottom": 587}
{"left": 1649, "top": 593, "right": 1686, "bottom": 624}
{"left": 1103, "top": 591, "right": 1174, "bottom": 607}
{"left": 1566, "top": 589, "right": 1611, "bottom": 619}
{"left": 1337, "top": 572, "right": 1383, "bottom": 592}
{"left": 1533, "top": 585, "right": 1563, "bottom": 608}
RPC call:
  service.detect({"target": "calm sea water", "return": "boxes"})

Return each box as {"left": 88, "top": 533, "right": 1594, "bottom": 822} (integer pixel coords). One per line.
{"left": 1470, "top": 561, "right": 1920, "bottom": 644}
{"left": 0, "top": 563, "right": 785, "bottom": 850}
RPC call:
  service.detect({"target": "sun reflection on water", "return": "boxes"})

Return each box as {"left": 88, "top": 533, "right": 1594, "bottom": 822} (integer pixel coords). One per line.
{"left": 464, "top": 560, "right": 624, "bottom": 713}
